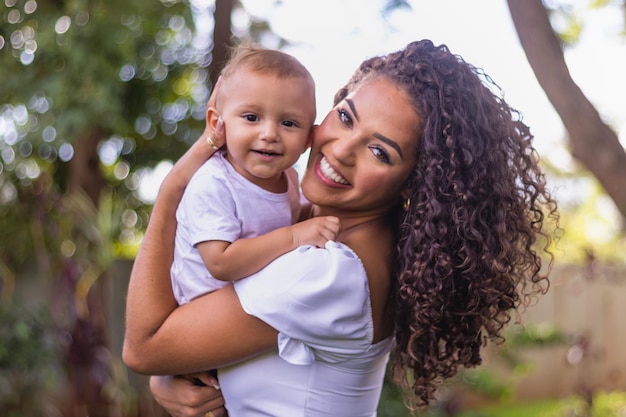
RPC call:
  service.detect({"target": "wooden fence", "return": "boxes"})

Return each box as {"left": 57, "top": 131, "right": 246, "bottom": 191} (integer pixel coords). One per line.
{"left": 478, "top": 262, "right": 626, "bottom": 402}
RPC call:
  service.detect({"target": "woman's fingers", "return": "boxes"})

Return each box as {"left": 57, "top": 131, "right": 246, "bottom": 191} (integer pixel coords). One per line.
{"left": 209, "top": 116, "right": 225, "bottom": 149}
{"left": 178, "top": 371, "right": 220, "bottom": 390}
{"left": 205, "top": 77, "right": 225, "bottom": 149}
{"left": 149, "top": 375, "right": 227, "bottom": 417}
{"left": 207, "top": 76, "right": 222, "bottom": 109}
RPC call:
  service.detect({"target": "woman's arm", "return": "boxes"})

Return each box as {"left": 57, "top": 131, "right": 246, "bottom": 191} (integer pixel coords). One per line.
{"left": 122, "top": 120, "right": 278, "bottom": 376}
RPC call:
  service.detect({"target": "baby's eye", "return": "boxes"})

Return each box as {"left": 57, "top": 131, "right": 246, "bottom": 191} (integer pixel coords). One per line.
{"left": 369, "top": 146, "right": 390, "bottom": 164}
{"left": 282, "top": 120, "right": 298, "bottom": 128}
{"left": 244, "top": 114, "right": 258, "bottom": 122}
{"left": 337, "top": 108, "right": 353, "bottom": 128}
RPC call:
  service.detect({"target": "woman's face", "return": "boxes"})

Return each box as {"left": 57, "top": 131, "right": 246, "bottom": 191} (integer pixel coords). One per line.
{"left": 301, "top": 76, "right": 420, "bottom": 215}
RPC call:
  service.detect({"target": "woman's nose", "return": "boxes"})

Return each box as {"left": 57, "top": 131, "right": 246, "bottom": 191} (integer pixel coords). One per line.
{"left": 330, "top": 135, "right": 357, "bottom": 166}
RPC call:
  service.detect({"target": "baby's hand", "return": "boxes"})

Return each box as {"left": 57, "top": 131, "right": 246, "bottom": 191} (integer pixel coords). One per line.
{"left": 291, "top": 216, "right": 340, "bottom": 247}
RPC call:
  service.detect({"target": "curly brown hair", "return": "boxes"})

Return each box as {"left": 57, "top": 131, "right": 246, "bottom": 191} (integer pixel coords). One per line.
{"left": 335, "top": 40, "right": 560, "bottom": 408}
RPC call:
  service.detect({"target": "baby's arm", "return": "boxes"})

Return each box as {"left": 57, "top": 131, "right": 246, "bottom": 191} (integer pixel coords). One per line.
{"left": 197, "top": 216, "right": 340, "bottom": 281}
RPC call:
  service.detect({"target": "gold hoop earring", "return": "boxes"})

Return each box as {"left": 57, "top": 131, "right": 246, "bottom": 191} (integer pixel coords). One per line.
{"left": 403, "top": 197, "right": 411, "bottom": 212}
{"left": 206, "top": 135, "right": 220, "bottom": 150}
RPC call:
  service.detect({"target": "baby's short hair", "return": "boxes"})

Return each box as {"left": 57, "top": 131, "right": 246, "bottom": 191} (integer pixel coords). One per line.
{"left": 220, "top": 43, "right": 314, "bottom": 83}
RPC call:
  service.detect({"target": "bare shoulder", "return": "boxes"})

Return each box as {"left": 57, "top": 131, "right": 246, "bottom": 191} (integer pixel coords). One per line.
{"left": 343, "top": 223, "right": 394, "bottom": 342}
{"left": 342, "top": 221, "right": 393, "bottom": 278}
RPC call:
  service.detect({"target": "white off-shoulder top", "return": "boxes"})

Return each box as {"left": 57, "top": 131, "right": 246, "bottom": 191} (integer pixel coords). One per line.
{"left": 218, "top": 241, "right": 394, "bottom": 417}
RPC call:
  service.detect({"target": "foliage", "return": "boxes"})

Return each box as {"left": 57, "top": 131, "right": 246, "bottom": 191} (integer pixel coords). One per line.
{"left": 450, "top": 391, "right": 626, "bottom": 417}
{"left": 544, "top": 0, "right": 584, "bottom": 46}
{"left": 381, "top": 318, "right": 626, "bottom": 417}
{"left": 456, "top": 399, "right": 561, "bottom": 417}
{"left": 380, "top": 382, "right": 626, "bottom": 417}
{"left": 0, "top": 161, "right": 123, "bottom": 302}
{"left": 1, "top": 4, "right": 215, "bottom": 413}
{"left": 534, "top": 0, "right": 626, "bottom": 242}
{"left": 460, "top": 322, "right": 567, "bottom": 396}
{"left": 0, "top": 0, "right": 211, "bottom": 261}
{"left": 544, "top": 167, "right": 626, "bottom": 264}
{"left": 379, "top": 372, "right": 413, "bottom": 417}
{"left": 0, "top": 0, "right": 277, "bottom": 413}
{"left": 544, "top": 0, "right": 621, "bottom": 46}
{"left": 1, "top": 0, "right": 209, "bottom": 144}
{"left": 554, "top": 391, "right": 626, "bottom": 417}
{"left": 376, "top": 321, "right": 569, "bottom": 417}
{"left": 0, "top": 168, "right": 131, "bottom": 414}
{"left": 0, "top": 302, "right": 61, "bottom": 417}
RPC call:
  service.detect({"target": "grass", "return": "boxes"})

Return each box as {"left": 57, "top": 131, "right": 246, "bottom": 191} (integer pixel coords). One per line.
{"left": 457, "top": 399, "right": 561, "bottom": 417}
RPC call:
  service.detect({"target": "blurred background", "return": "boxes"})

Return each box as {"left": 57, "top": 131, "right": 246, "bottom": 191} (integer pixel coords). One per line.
{"left": 1, "top": 0, "right": 625, "bottom": 416}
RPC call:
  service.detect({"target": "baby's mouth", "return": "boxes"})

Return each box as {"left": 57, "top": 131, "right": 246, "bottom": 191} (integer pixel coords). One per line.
{"left": 254, "top": 149, "right": 280, "bottom": 157}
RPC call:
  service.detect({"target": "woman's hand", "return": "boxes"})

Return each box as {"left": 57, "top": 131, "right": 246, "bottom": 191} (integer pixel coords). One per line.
{"left": 161, "top": 75, "right": 225, "bottom": 194}
{"left": 150, "top": 374, "right": 227, "bottom": 417}
{"left": 164, "top": 75, "right": 224, "bottom": 194}
{"left": 163, "top": 115, "right": 225, "bottom": 195}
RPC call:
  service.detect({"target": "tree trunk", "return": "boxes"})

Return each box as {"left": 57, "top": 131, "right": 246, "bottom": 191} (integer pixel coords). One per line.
{"left": 68, "top": 129, "right": 106, "bottom": 206}
{"left": 211, "top": 0, "right": 235, "bottom": 87}
{"left": 64, "top": 131, "right": 112, "bottom": 416}
{"left": 507, "top": 0, "right": 626, "bottom": 222}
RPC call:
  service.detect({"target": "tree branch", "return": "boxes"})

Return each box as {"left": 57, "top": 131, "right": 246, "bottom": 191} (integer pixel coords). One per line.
{"left": 507, "top": 0, "right": 626, "bottom": 222}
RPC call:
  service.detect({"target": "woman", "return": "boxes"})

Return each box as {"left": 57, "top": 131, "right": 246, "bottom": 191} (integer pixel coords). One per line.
{"left": 123, "top": 40, "right": 559, "bottom": 416}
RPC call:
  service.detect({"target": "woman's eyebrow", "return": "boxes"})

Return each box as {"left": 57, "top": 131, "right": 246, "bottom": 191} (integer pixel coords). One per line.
{"left": 346, "top": 99, "right": 359, "bottom": 121}
{"left": 346, "top": 98, "right": 403, "bottom": 158}
{"left": 374, "top": 133, "right": 403, "bottom": 158}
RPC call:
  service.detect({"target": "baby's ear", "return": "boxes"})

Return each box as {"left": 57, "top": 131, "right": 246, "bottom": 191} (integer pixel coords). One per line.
{"left": 304, "top": 125, "right": 317, "bottom": 151}
{"left": 206, "top": 107, "right": 221, "bottom": 131}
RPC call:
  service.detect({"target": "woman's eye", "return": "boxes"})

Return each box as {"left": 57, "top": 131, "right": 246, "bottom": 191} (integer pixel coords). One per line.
{"left": 337, "top": 109, "right": 352, "bottom": 128}
{"left": 370, "top": 146, "right": 391, "bottom": 164}
{"left": 244, "top": 114, "right": 258, "bottom": 122}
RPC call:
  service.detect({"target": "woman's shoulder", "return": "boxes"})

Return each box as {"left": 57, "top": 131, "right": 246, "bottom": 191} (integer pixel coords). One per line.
{"left": 342, "top": 222, "right": 393, "bottom": 285}
{"left": 342, "top": 222, "right": 394, "bottom": 342}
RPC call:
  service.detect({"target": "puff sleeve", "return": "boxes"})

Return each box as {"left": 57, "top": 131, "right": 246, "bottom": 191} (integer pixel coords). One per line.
{"left": 233, "top": 241, "right": 374, "bottom": 365}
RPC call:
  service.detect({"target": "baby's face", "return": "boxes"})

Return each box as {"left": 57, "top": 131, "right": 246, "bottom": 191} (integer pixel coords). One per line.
{"left": 218, "top": 69, "right": 316, "bottom": 190}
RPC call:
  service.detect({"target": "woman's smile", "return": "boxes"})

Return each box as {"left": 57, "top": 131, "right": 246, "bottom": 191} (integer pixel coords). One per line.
{"left": 318, "top": 155, "right": 350, "bottom": 186}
